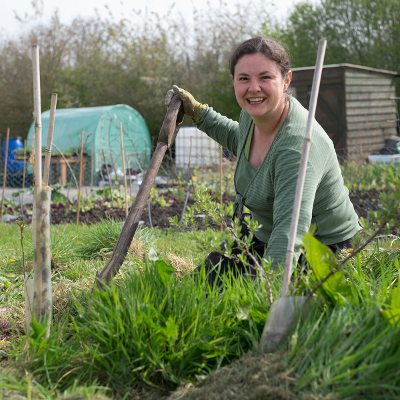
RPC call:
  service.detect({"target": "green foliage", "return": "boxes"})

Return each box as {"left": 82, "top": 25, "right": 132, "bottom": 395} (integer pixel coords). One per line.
{"left": 341, "top": 161, "right": 400, "bottom": 192}
{"left": 273, "top": 0, "right": 400, "bottom": 73}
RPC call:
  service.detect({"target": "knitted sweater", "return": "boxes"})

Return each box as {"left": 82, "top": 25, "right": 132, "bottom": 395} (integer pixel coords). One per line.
{"left": 195, "top": 97, "right": 360, "bottom": 269}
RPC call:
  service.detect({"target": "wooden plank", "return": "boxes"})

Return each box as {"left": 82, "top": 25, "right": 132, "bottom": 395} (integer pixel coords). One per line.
{"left": 347, "top": 137, "right": 385, "bottom": 147}
{"left": 383, "top": 127, "right": 398, "bottom": 136}
{"left": 347, "top": 113, "right": 396, "bottom": 123}
{"left": 346, "top": 91, "right": 395, "bottom": 101}
{"left": 347, "top": 128, "right": 396, "bottom": 140}
{"left": 345, "top": 69, "right": 395, "bottom": 79}
{"left": 346, "top": 106, "right": 396, "bottom": 116}
{"left": 346, "top": 77, "right": 392, "bottom": 86}
{"left": 347, "top": 120, "right": 396, "bottom": 131}
{"left": 346, "top": 85, "right": 395, "bottom": 93}
{"left": 346, "top": 99, "right": 394, "bottom": 109}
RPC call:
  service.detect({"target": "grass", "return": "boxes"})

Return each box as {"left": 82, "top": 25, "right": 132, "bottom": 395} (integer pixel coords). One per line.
{"left": 1, "top": 161, "right": 400, "bottom": 399}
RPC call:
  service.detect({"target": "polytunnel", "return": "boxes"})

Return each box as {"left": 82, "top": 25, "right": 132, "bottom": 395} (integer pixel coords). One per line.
{"left": 26, "top": 104, "right": 151, "bottom": 184}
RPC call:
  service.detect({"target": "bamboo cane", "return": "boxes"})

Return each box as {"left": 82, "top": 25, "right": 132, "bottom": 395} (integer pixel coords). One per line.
{"left": 120, "top": 122, "right": 129, "bottom": 218}
{"left": 1, "top": 128, "right": 10, "bottom": 221}
{"left": 43, "top": 93, "right": 57, "bottom": 186}
{"left": 220, "top": 145, "right": 223, "bottom": 231}
{"left": 22, "top": 139, "right": 26, "bottom": 214}
{"left": 91, "top": 143, "right": 94, "bottom": 187}
{"left": 32, "top": 45, "right": 42, "bottom": 190}
{"left": 76, "top": 130, "right": 84, "bottom": 224}
{"left": 102, "top": 149, "right": 114, "bottom": 207}
{"left": 32, "top": 44, "right": 52, "bottom": 337}
{"left": 281, "top": 39, "right": 327, "bottom": 298}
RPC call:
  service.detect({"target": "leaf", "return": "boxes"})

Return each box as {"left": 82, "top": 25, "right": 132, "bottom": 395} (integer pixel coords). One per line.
{"left": 303, "top": 233, "right": 346, "bottom": 302}
{"left": 155, "top": 260, "right": 176, "bottom": 286}
{"left": 162, "top": 317, "right": 178, "bottom": 345}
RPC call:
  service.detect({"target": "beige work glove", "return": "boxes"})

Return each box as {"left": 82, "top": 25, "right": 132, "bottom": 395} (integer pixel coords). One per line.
{"left": 165, "top": 85, "right": 207, "bottom": 122}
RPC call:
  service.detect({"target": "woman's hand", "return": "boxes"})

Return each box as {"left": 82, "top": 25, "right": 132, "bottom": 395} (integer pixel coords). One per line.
{"left": 165, "top": 85, "right": 207, "bottom": 121}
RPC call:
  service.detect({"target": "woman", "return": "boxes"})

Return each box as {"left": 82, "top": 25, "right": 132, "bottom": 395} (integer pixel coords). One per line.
{"left": 166, "top": 37, "right": 360, "bottom": 284}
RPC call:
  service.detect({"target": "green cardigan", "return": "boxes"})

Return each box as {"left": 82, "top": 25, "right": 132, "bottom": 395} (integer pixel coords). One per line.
{"left": 195, "top": 97, "right": 360, "bottom": 269}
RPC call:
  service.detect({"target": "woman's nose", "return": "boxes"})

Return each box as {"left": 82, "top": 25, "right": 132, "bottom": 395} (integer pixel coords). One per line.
{"left": 248, "top": 78, "right": 261, "bottom": 92}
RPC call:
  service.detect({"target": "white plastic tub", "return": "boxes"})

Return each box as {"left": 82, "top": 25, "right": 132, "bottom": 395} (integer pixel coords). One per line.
{"left": 368, "top": 154, "right": 400, "bottom": 163}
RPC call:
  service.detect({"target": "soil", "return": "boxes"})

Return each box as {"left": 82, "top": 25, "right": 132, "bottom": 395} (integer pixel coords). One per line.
{"left": 6, "top": 189, "right": 388, "bottom": 229}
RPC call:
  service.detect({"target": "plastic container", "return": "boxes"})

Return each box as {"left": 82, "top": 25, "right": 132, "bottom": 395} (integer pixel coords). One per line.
{"left": 2, "top": 136, "right": 24, "bottom": 172}
{"left": 368, "top": 154, "right": 400, "bottom": 163}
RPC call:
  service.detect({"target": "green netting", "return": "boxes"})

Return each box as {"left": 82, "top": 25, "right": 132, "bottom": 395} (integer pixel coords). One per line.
{"left": 26, "top": 104, "right": 151, "bottom": 184}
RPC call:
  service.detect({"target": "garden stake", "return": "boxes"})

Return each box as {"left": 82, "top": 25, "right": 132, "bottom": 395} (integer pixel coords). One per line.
{"left": 43, "top": 93, "right": 57, "bottom": 186}
{"left": 1, "top": 128, "right": 10, "bottom": 221}
{"left": 260, "top": 39, "right": 327, "bottom": 353}
{"left": 22, "top": 139, "right": 27, "bottom": 213}
{"left": 120, "top": 121, "right": 129, "bottom": 218}
{"left": 220, "top": 145, "right": 223, "bottom": 231}
{"left": 92, "top": 95, "right": 183, "bottom": 291}
{"left": 148, "top": 198, "right": 153, "bottom": 228}
{"left": 179, "top": 190, "right": 190, "bottom": 228}
{"left": 91, "top": 143, "right": 94, "bottom": 187}
{"left": 32, "top": 44, "right": 52, "bottom": 337}
{"left": 77, "top": 130, "right": 84, "bottom": 224}
{"left": 102, "top": 149, "right": 113, "bottom": 207}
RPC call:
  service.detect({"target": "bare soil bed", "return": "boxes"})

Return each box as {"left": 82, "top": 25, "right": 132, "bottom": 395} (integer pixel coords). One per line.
{"left": 7, "top": 189, "right": 387, "bottom": 229}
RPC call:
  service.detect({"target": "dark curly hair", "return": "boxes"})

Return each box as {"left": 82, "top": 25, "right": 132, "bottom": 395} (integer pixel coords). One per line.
{"left": 229, "top": 37, "right": 291, "bottom": 78}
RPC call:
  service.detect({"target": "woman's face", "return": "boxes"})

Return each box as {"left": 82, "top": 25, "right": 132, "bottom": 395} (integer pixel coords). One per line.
{"left": 231, "top": 53, "right": 292, "bottom": 120}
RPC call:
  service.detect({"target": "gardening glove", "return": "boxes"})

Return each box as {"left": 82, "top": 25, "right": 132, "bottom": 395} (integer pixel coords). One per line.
{"left": 165, "top": 85, "right": 207, "bottom": 122}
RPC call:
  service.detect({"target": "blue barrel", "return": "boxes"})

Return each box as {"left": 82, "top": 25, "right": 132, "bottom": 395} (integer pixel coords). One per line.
{"left": 2, "top": 137, "right": 24, "bottom": 172}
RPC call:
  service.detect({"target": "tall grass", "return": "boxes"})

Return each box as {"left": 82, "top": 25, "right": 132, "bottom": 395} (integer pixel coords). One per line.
{"left": 7, "top": 262, "right": 271, "bottom": 395}
{"left": 287, "top": 239, "right": 400, "bottom": 399}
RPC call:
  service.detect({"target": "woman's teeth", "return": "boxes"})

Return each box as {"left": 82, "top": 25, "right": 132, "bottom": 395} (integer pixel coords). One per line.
{"left": 247, "top": 98, "right": 264, "bottom": 104}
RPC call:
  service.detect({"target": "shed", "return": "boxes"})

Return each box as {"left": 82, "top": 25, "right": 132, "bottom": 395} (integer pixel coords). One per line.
{"left": 27, "top": 104, "right": 151, "bottom": 184}
{"left": 291, "top": 64, "right": 398, "bottom": 159}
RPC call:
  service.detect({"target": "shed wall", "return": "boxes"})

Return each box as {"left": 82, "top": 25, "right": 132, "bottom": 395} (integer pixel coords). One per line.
{"left": 344, "top": 69, "right": 397, "bottom": 158}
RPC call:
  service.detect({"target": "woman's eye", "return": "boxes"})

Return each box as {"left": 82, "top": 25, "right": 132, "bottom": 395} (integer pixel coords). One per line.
{"left": 239, "top": 77, "right": 248, "bottom": 81}
{"left": 261, "top": 76, "right": 271, "bottom": 80}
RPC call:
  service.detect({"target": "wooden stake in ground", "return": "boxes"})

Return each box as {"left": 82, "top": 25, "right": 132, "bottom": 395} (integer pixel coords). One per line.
{"left": 32, "top": 44, "right": 52, "bottom": 337}
{"left": 1, "top": 128, "right": 10, "bottom": 221}
{"left": 91, "top": 143, "right": 94, "bottom": 187}
{"left": 120, "top": 122, "right": 129, "bottom": 218}
{"left": 102, "top": 149, "right": 114, "bottom": 207}
{"left": 76, "top": 129, "right": 84, "bottom": 224}
{"left": 21, "top": 139, "right": 27, "bottom": 213}
{"left": 220, "top": 145, "right": 223, "bottom": 231}
{"left": 43, "top": 93, "right": 57, "bottom": 186}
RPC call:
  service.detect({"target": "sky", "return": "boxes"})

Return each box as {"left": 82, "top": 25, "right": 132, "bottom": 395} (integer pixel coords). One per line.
{"left": 0, "top": 0, "right": 302, "bottom": 37}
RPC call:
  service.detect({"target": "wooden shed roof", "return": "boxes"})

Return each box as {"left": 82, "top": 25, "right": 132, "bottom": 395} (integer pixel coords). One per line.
{"left": 292, "top": 63, "right": 398, "bottom": 76}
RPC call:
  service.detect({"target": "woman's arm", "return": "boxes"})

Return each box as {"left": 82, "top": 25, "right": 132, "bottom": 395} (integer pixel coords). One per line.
{"left": 194, "top": 107, "right": 240, "bottom": 156}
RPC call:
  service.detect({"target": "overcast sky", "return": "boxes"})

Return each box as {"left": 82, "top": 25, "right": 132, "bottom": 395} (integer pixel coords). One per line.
{"left": 1, "top": 0, "right": 303, "bottom": 37}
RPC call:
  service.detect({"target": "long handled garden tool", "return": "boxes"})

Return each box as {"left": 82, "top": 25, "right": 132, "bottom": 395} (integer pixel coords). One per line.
{"left": 259, "top": 39, "right": 327, "bottom": 353}
{"left": 92, "top": 95, "right": 183, "bottom": 292}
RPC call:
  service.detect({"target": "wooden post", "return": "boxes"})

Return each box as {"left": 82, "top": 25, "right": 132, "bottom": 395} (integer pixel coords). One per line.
{"left": 91, "top": 142, "right": 94, "bottom": 187}
{"left": 32, "top": 44, "right": 52, "bottom": 337}
{"left": 43, "top": 93, "right": 57, "bottom": 186}
{"left": 32, "top": 45, "right": 42, "bottom": 190}
{"left": 1, "top": 128, "right": 10, "bottom": 221}
{"left": 120, "top": 122, "right": 129, "bottom": 218}
{"left": 102, "top": 149, "right": 113, "bottom": 208}
{"left": 220, "top": 145, "right": 223, "bottom": 231}
{"left": 76, "top": 130, "right": 84, "bottom": 224}
{"left": 21, "top": 139, "right": 27, "bottom": 213}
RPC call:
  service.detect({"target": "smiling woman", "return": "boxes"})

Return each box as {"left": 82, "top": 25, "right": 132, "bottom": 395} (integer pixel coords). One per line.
{"left": 166, "top": 36, "right": 360, "bottom": 286}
